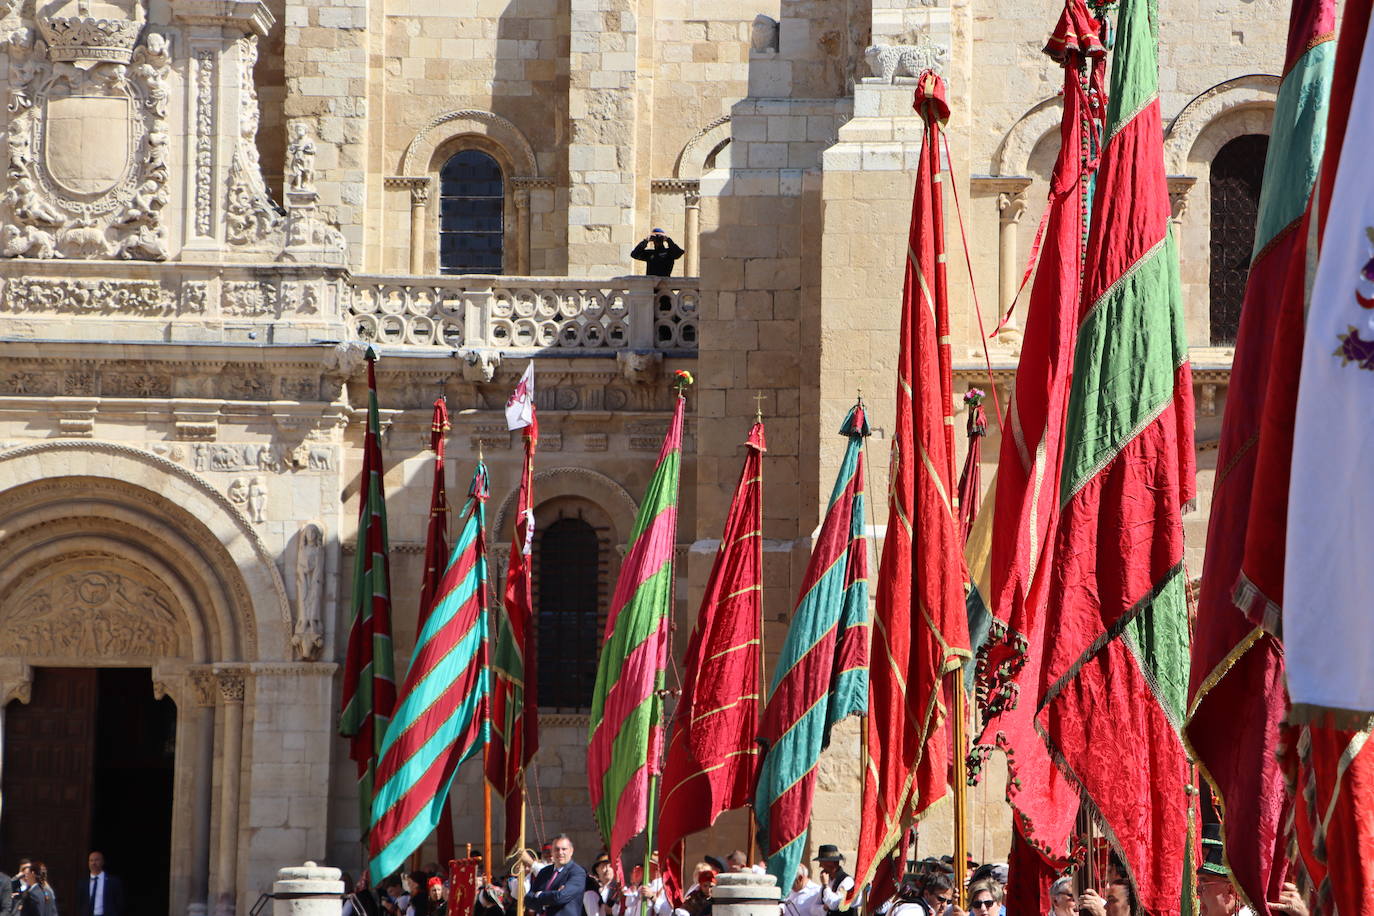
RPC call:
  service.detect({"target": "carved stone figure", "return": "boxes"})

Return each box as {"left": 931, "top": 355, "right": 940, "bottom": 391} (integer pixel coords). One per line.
{"left": 462, "top": 350, "right": 501, "bottom": 383}
{"left": 751, "top": 14, "right": 779, "bottom": 53}
{"left": 227, "top": 476, "right": 248, "bottom": 505}
{"left": 291, "top": 522, "right": 325, "bottom": 661}
{"left": 287, "top": 121, "right": 316, "bottom": 191}
{"left": 617, "top": 349, "right": 663, "bottom": 385}
{"left": 247, "top": 476, "right": 267, "bottom": 523}
{"left": 2, "top": 224, "right": 58, "bottom": 257}
{"left": 864, "top": 41, "right": 948, "bottom": 81}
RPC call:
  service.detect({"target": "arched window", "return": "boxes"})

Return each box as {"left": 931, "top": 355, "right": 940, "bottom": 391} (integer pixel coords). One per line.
{"left": 533, "top": 514, "right": 608, "bottom": 709}
{"left": 439, "top": 149, "right": 504, "bottom": 275}
{"left": 1209, "top": 133, "right": 1269, "bottom": 345}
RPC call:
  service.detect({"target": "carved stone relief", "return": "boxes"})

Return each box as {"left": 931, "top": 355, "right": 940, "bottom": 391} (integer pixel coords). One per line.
{"left": 3, "top": 16, "right": 172, "bottom": 260}
{"left": 194, "top": 443, "right": 286, "bottom": 473}
{"left": 5, "top": 275, "right": 174, "bottom": 313}
{"left": 225, "top": 34, "right": 284, "bottom": 249}
{"left": 291, "top": 521, "right": 324, "bottom": 661}
{"left": 193, "top": 48, "right": 214, "bottom": 237}
{"left": 1, "top": 563, "right": 183, "bottom": 659}
{"left": 864, "top": 38, "right": 947, "bottom": 81}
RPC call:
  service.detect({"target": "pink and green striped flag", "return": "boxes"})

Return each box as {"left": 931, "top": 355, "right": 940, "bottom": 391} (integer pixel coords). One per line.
{"left": 340, "top": 349, "right": 397, "bottom": 839}
{"left": 368, "top": 461, "right": 492, "bottom": 882}
{"left": 588, "top": 375, "right": 690, "bottom": 873}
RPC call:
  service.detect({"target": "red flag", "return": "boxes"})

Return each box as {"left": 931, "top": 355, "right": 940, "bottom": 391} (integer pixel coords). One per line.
{"left": 956, "top": 389, "right": 987, "bottom": 544}
{"left": 420, "top": 396, "right": 456, "bottom": 862}
{"left": 969, "top": 9, "right": 1104, "bottom": 905}
{"left": 1182, "top": 1, "right": 1335, "bottom": 912}
{"left": 852, "top": 71, "right": 971, "bottom": 896}
{"left": 488, "top": 364, "right": 539, "bottom": 857}
{"left": 657, "top": 421, "right": 765, "bottom": 904}
{"left": 1280, "top": 1, "right": 1374, "bottom": 911}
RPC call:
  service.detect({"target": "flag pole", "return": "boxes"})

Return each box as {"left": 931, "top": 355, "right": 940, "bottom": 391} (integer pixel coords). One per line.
{"left": 514, "top": 786, "right": 527, "bottom": 916}
{"left": 952, "top": 673, "right": 969, "bottom": 909}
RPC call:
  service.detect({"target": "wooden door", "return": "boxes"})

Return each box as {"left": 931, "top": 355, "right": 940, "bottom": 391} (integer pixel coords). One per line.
{"left": 2, "top": 667, "right": 98, "bottom": 912}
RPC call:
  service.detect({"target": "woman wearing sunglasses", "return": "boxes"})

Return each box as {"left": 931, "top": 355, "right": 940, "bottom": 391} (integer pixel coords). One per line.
{"left": 967, "top": 880, "right": 1003, "bottom": 916}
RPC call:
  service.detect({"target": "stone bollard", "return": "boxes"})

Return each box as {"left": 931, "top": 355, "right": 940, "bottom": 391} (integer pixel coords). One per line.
{"left": 274, "top": 862, "right": 344, "bottom": 916}
{"left": 713, "top": 872, "right": 781, "bottom": 916}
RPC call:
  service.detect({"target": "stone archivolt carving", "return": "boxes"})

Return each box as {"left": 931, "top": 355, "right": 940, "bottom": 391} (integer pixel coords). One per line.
{"left": 1, "top": 563, "right": 183, "bottom": 659}
{"left": 3, "top": 18, "right": 172, "bottom": 260}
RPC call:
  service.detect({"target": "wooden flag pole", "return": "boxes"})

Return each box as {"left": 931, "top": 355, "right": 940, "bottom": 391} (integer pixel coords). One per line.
{"left": 515, "top": 786, "right": 527, "bottom": 916}
{"left": 951, "top": 672, "right": 969, "bottom": 910}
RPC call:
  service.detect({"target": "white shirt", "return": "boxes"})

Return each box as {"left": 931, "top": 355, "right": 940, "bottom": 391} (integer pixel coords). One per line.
{"left": 88, "top": 873, "right": 106, "bottom": 916}
{"left": 782, "top": 881, "right": 820, "bottom": 916}
{"left": 812, "top": 875, "right": 855, "bottom": 916}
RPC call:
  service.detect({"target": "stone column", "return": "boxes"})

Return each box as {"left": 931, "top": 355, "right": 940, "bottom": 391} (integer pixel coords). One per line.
{"left": 1167, "top": 175, "right": 1197, "bottom": 233}
{"left": 410, "top": 183, "right": 431, "bottom": 275}
{"left": 997, "top": 187, "right": 1029, "bottom": 318}
{"left": 188, "top": 670, "right": 219, "bottom": 916}
{"left": 273, "top": 862, "right": 343, "bottom": 916}
{"left": 213, "top": 666, "right": 248, "bottom": 916}
{"left": 684, "top": 185, "right": 702, "bottom": 277}
{"left": 712, "top": 872, "right": 780, "bottom": 916}
{"left": 513, "top": 187, "right": 531, "bottom": 275}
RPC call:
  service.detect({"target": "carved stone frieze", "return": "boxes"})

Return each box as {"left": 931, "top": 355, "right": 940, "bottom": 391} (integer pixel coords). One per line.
{"left": 193, "top": 442, "right": 285, "bottom": 473}
{"left": 0, "top": 564, "right": 184, "bottom": 659}
{"left": 0, "top": 369, "right": 58, "bottom": 395}
{"left": 193, "top": 49, "right": 214, "bottom": 237}
{"left": 5, "top": 275, "right": 174, "bottom": 314}
{"left": 222, "top": 279, "right": 278, "bottom": 317}
{"left": 3, "top": 24, "right": 172, "bottom": 260}
{"left": 469, "top": 424, "right": 511, "bottom": 451}
{"left": 215, "top": 669, "right": 246, "bottom": 703}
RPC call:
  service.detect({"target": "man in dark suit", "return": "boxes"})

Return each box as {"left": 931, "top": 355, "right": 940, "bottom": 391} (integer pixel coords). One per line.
{"left": 76, "top": 852, "right": 125, "bottom": 916}
{"left": 524, "top": 835, "right": 585, "bottom": 916}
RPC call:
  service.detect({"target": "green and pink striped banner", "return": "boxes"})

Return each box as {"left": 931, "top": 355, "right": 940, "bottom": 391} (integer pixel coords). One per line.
{"left": 588, "top": 390, "right": 686, "bottom": 872}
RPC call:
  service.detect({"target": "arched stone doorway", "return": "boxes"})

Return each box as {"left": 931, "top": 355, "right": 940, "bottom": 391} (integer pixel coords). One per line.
{"left": 0, "top": 442, "right": 305, "bottom": 916}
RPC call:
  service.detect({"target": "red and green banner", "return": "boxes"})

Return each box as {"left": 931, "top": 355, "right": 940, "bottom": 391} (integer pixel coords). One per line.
{"left": 340, "top": 349, "right": 398, "bottom": 839}
{"left": 754, "top": 405, "right": 869, "bottom": 889}
{"left": 852, "top": 70, "right": 970, "bottom": 896}
{"left": 488, "top": 363, "right": 539, "bottom": 857}
{"left": 420, "top": 395, "right": 456, "bottom": 862}
{"left": 588, "top": 380, "right": 689, "bottom": 873}
{"left": 369, "top": 461, "right": 492, "bottom": 882}
{"left": 658, "top": 419, "right": 766, "bottom": 904}
{"left": 1035, "top": 1, "right": 1196, "bottom": 912}
{"left": 969, "top": 2, "right": 1104, "bottom": 904}
{"left": 1183, "top": 0, "right": 1334, "bottom": 910}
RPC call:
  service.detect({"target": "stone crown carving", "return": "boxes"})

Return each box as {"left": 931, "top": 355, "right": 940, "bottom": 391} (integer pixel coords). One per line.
{"left": 37, "top": 16, "right": 141, "bottom": 63}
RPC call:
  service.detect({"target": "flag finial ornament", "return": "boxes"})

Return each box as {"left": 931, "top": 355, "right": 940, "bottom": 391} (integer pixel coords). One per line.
{"left": 673, "top": 369, "right": 695, "bottom": 392}
{"left": 913, "top": 70, "right": 950, "bottom": 124}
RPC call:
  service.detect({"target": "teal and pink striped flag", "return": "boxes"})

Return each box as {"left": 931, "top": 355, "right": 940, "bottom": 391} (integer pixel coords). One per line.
{"left": 368, "top": 461, "right": 492, "bottom": 882}
{"left": 754, "top": 404, "right": 870, "bottom": 889}
{"left": 588, "top": 383, "right": 688, "bottom": 873}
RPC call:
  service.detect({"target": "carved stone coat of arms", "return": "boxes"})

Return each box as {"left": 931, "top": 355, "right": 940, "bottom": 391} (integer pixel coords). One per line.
{"left": 4, "top": 0, "right": 171, "bottom": 260}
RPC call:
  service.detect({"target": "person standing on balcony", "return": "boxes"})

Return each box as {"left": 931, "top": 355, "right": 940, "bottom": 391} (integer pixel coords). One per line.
{"left": 631, "top": 229, "right": 684, "bottom": 277}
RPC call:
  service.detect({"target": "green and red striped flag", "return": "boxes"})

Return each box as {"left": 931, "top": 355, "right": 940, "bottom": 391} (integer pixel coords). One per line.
{"left": 1035, "top": 1, "right": 1197, "bottom": 912}
{"left": 488, "top": 362, "right": 539, "bottom": 857}
{"left": 588, "top": 377, "right": 689, "bottom": 872}
{"left": 754, "top": 405, "right": 869, "bottom": 890}
{"left": 369, "top": 461, "right": 492, "bottom": 882}
{"left": 658, "top": 418, "right": 766, "bottom": 903}
{"left": 340, "top": 349, "right": 398, "bottom": 838}
{"left": 420, "top": 395, "right": 457, "bottom": 863}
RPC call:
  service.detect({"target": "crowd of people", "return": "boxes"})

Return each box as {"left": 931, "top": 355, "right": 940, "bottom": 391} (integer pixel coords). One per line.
{"left": 0, "top": 852, "right": 125, "bottom": 916}
{"left": 347, "top": 826, "right": 1319, "bottom": 916}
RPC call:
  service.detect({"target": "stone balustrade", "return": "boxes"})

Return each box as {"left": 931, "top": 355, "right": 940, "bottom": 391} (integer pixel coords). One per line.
{"left": 346, "top": 274, "right": 700, "bottom": 352}
{"left": 0, "top": 260, "right": 700, "bottom": 355}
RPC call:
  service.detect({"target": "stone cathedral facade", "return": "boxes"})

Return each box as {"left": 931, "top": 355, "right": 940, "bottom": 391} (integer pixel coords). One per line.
{"left": 0, "top": 0, "right": 1281, "bottom": 912}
